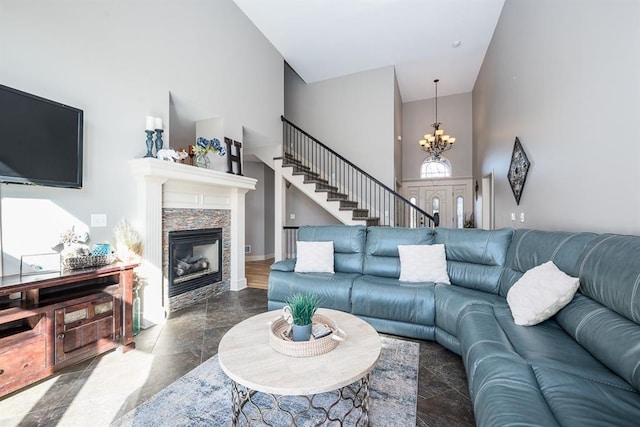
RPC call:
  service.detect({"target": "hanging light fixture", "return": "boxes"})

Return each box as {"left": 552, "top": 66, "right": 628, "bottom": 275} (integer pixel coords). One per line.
{"left": 418, "top": 79, "right": 455, "bottom": 159}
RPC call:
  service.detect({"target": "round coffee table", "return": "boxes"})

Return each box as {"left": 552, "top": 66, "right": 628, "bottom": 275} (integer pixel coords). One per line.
{"left": 218, "top": 308, "right": 381, "bottom": 426}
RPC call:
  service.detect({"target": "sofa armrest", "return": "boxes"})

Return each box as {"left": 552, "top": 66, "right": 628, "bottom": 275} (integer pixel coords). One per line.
{"left": 270, "top": 258, "right": 296, "bottom": 272}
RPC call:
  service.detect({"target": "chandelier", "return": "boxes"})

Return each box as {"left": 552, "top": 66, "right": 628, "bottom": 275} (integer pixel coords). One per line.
{"left": 418, "top": 79, "right": 455, "bottom": 159}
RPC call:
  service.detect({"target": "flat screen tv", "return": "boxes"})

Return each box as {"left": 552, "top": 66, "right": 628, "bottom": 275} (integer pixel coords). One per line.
{"left": 0, "top": 84, "right": 83, "bottom": 188}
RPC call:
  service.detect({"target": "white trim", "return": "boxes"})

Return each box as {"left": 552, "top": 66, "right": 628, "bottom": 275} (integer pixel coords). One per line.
{"left": 129, "top": 158, "right": 257, "bottom": 323}
{"left": 482, "top": 171, "right": 495, "bottom": 230}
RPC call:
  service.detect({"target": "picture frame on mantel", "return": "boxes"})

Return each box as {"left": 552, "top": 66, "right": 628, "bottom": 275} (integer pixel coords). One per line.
{"left": 507, "top": 137, "right": 531, "bottom": 205}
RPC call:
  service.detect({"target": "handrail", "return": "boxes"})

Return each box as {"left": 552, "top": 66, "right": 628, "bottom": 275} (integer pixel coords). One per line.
{"left": 281, "top": 116, "right": 438, "bottom": 227}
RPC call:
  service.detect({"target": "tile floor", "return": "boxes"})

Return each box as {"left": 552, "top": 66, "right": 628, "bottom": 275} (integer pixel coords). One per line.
{"left": 0, "top": 288, "right": 474, "bottom": 426}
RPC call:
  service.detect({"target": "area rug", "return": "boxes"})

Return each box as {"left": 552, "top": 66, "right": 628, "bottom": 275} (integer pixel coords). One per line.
{"left": 113, "top": 336, "right": 418, "bottom": 426}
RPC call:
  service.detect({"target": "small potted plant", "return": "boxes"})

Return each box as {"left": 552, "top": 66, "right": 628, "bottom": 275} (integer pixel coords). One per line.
{"left": 284, "top": 293, "right": 321, "bottom": 341}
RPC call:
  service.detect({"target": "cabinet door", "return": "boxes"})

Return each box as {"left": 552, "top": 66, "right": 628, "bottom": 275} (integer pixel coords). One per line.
{"left": 0, "top": 333, "right": 47, "bottom": 396}
{"left": 54, "top": 294, "right": 120, "bottom": 365}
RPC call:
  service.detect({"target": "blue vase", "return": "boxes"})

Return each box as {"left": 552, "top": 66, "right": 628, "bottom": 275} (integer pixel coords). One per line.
{"left": 292, "top": 323, "right": 312, "bottom": 341}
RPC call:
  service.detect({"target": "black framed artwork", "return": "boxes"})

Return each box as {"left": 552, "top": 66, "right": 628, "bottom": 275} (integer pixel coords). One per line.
{"left": 507, "top": 137, "right": 530, "bottom": 205}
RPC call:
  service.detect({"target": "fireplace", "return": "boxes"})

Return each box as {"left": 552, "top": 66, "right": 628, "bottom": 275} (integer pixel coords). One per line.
{"left": 130, "top": 158, "right": 256, "bottom": 323}
{"left": 168, "top": 228, "right": 222, "bottom": 297}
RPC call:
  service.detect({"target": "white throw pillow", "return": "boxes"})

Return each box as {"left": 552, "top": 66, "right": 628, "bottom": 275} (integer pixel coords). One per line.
{"left": 294, "top": 241, "right": 335, "bottom": 273}
{"left": 398, "top": 244, "right": 450, "bottom": 284}
{"left": 507, "top": 261, "right": 580, "bottom": 326}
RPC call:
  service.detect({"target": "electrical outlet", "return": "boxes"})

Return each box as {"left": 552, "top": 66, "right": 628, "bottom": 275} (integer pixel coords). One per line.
{"left": 520, "top": 213, "right": 525, "bottom": 223}
{"left": 289, "top": 213, "right": 295, "bottom": 220}
{"left": 91, "top": 214, "right": 107, "bottom": 227}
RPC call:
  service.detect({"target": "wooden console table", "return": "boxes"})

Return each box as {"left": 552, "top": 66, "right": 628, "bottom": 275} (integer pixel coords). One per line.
{"left": 0, "top": 263, "right": 137, "bottom": 397}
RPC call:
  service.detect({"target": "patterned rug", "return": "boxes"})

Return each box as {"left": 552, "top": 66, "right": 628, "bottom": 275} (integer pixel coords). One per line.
{"left": 113, "top": 336, "right": 418, "bottom": 426}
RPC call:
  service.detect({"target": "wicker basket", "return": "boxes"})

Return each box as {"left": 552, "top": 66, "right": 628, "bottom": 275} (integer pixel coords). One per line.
{"left": 61, "top": 253, "right": 117, "bottom": 270}
{"left": 269, "top": 313, "right": 347, "bottom": 358}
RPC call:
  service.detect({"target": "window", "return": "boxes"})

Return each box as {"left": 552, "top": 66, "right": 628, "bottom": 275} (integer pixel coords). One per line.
{"left": 432, "top": 197, "right": 440, "bottom": 215}
{"left": 456, "top": 196, "right": 464, "bottom": 228}
{"left": 421, "top": 156, "right": 452, "bottom": 178}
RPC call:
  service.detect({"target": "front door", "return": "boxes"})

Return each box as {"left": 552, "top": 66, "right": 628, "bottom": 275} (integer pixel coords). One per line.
{"left": 404, "top": 178, "right": 473, "bottom": 228}
{"left": 422, "top": 186, "right": 452, "bottom": 227}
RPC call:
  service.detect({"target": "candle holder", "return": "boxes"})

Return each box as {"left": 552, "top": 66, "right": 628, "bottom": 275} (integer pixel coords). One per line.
{"left": 154, "top": 129, "right": 164, "bottom": 152}
{"left": 144, "top": 130, "right": 155, "bottom": 158}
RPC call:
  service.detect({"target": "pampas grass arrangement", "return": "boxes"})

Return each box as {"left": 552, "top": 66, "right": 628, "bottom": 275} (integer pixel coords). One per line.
{"left": 113, "top": 219, "right": 142, "bottom": 262}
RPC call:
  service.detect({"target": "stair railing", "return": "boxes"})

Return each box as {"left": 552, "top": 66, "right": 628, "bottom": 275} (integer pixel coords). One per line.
{"left": 281, "top": 116, "right": 438, "bottom": 228}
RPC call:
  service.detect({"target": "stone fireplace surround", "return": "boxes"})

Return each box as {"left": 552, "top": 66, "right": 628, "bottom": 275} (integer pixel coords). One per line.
{"left": 164, "top": 210, "right": 228, "bottom": 312}
{"left": 130, "top": 158, "right": 256, "bottom": 324}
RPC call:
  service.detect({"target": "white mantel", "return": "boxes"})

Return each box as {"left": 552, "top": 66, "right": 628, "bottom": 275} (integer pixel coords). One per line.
{"left": 129, "top": 158, "right": 257, "bottom": 324}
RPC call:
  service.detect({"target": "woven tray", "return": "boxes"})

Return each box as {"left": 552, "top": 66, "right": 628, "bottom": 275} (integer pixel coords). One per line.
{"left": 61, "top": 253, "right": 116, "bottom": 270}
{"left": 269, "top": 313, "right": 346, "bottom": 358}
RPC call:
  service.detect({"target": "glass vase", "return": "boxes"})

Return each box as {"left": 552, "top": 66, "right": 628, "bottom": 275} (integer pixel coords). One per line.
{"left": 195, "top": 152, "right": 210, "bottom": 169}
{"left": 133, "top": 287, "right": 141, "bottom": 335}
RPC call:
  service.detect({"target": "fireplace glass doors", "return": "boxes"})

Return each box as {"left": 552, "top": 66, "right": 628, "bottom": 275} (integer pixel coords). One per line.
{"left": 168, "top": 228, "right": 222, "bottom": 297}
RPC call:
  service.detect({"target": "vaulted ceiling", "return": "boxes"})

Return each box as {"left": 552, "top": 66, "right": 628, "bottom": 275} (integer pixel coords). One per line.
{"left": 233, "top": 0, "right": 505, "bottom": 102}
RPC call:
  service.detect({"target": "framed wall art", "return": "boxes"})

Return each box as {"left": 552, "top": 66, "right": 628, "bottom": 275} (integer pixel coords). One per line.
{"left": 507, "top": 137, "right": 530, "bottom": 205}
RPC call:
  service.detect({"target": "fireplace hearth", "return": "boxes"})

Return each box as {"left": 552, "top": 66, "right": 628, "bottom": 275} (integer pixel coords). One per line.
{"left": 168, "top": 228, "right": 222, "bottom": 297}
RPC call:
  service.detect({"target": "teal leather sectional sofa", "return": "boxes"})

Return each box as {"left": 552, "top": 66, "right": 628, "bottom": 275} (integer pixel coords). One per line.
{"left": 268, "top": 225, "right": 640, "bottom": 426}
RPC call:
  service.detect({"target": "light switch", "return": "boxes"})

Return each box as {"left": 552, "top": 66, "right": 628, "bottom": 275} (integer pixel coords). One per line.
{"left": 289, "top": 213, "right": 295, "bottom": 220}
{"left": 511, "top": 212, "right": 516, "bottom": 221}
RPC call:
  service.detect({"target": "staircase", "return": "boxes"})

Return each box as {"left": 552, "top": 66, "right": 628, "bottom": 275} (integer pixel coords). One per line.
{"left": 281, "top": 152, "right": 380, "bottom": 226}
{"left": 276, "top": 117, "right": 438, "bottom": 228}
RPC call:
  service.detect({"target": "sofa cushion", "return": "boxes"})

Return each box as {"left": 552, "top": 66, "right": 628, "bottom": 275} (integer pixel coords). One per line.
{"left": 363, "top": 227, "right": 434, "bottom": 278}
{"left": 534, "top": 366, "right": 640, "bottom": 427}
{"left": 351, "top": 275, "right": 435, "bottom": 326}
{"left": 267, "top": 270, "right": 358, "bottom": 313}
{"left": 435, "top": 228, "right": 514, "bottom": 293}
{"left": 576, "top": 234, "right": 640, "bottom": 323}
{"left": 356, "top": 315, "right": 435, "bottom": 341}
{"left": 498, "top": 229, "right": 597, "bottom": 297}
{"left": 294, "top": 241, "right": 334, "bottom": 273}
{"left": 398, "top": 244, "right": 450, "bottom": 283}
{"left": 459, "top": 303, "right": 640, "bottom": 426}
{"left": 457, "top": 304, "right": 560, "bottom": 426}
{"left": 363, "top": 227, "right": 433, "bottom": 279}
{"left": 471, "top": 356, "right": 561, "bottom": 427}
{"left": 434, "top": 284, "right": 504, "bottom": 338}
{"left": 491, "top": 304, "right": 634, "bottom": 389}
{"left": 556, "top": 293, "right": 640, "bottom": 391}
{"left": 297, "top": 225, "right": 366, "bottom": 274}
{"left": 506, "top": 261, "right": 579, "bottom": 326}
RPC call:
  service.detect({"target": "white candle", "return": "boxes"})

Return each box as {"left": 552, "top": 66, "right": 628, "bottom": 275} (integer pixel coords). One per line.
{"left": 145, "top": 116, "right": 154, "bottom": 131}
{"left": 154, "top": 117, "right": 163, "bottom": 130}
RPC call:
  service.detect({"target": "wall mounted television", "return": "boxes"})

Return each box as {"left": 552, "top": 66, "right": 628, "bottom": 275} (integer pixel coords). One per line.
{"left": 0, "top": 84, "right": 83, "bottom": 188}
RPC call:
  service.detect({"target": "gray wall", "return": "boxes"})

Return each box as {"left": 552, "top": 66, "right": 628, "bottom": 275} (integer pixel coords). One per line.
{"left": 473, "top": 0, "right": 640, "bottom": 234}
{"left": 244, "top": 162, "right": 266, "bottom": 258}
{"left": 284, "top": 64, "right": 396, "bottom": 187}
{"left": 0, "top": 0, "right": 283, "bottom": 274}
{"left": 263, "top": 165, "right": 275, "bottom": 257}
{"left": 244, "top": 161, "right": 275, "bottom": 259}
{"left": 402, "top": 92, "right": 473, "bottom": 180}
{"left": 285, "top": 186, "right": 341, "bottom": 227}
